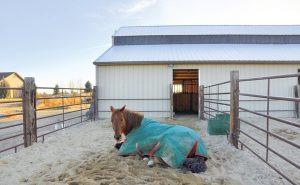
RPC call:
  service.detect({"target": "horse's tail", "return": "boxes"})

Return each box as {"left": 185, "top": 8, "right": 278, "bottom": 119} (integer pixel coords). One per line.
{"left": 180, "top": 156, "right": 207, "bottom": 173}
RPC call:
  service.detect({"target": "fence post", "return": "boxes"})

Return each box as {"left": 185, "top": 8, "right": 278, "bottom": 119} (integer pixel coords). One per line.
{"left": 170, "top": 84, "right": 173, "bottom": 119}
{"left": 61, "top": 88, "right": 64, "bottom": 128}
{"left": 199, "top": 85, "right": 205, "bottom": 120}
{"left": 22, "top": 77, "right": 37, "bottom": 147}
{"left": 229, "top": 71, "right": 239, "bottom": 148}
{"left": 294, "top": 85, "right": 300, "bottom": 118}
{"left": 92, "top": 86, "right": 99, "bottom": 120}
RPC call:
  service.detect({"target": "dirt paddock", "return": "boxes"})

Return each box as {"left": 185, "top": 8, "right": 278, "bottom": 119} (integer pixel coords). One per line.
{"left": 0, "top": 115, "right": 298, "bottom": 185}
{"left": 32, "top": 152, "right": 205, "bottom": 185}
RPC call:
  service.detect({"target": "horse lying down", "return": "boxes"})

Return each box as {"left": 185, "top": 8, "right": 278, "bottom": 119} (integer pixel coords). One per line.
{"left": 110, "top": 105, "right": 208, "bottom": 173}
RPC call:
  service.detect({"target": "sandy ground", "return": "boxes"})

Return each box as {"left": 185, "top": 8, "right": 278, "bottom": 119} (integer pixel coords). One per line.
{"left": 0, "top": 108, "right": 89, "bottom": 156}
{"left": 236, "top": 117, "right": 300, "bottom": 184}
{"left": 0, "top": 115, "right": 299, "bottom": 185}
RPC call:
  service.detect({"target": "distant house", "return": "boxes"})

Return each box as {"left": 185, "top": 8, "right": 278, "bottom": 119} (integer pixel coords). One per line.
{"left": 94, "top": 25, "right": 300, "bottom": 118}
{"left": 0, "top": 72, "right": 24, "bottom": 98}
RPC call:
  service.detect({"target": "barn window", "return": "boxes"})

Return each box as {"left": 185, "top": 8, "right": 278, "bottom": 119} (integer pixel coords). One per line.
{"left": 173, "top": 84, "right": 183, "bottom": 93}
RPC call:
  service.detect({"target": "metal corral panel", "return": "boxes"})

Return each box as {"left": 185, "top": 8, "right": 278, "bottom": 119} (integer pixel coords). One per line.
{"left": 173, "top": 64, "right": 300, "bottom": 118}
{"left": 96, "top": 65, "right": 172, "bottom": 118}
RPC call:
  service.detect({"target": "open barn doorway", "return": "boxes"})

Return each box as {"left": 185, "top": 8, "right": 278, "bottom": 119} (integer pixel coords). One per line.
{"left": 173, "top": 69, "right": 199, "bottom": 115}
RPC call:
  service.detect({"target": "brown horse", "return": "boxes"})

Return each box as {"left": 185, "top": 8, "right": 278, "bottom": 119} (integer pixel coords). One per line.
{"left": 111, "top": 105, "right": 167, "bottom": 167}
{"left": 110, "top": 105, "right": 143, "bottom": 141}
{"left": 110, "top": 105, "right": 207, "bottom": 173}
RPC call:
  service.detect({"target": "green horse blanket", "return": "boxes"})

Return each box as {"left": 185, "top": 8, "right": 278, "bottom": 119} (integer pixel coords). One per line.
{"left": 118, "top": 118, "right": 208, "bottom": 168}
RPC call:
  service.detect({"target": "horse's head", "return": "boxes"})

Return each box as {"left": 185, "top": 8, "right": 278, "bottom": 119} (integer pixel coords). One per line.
{"left": 110, "top": 105, "right": 126, "bottom": 141}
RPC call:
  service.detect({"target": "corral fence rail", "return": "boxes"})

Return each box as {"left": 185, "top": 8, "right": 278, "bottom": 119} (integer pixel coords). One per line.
{"left": 97, "top": 84, "right": 174, "bottom": 118}
{"left": 97, "top": 99, "right": 171, "bottom": 112}
{"left": 0, "top": 87, "right": 24, "bottom": 153}
{"left": 0, "top": 77, "right": 96, "bottom": 155}
{"left": 201, "top": 71, "right": 300, "bottom": 185}
{"left": 97, "top": 84, "right": 199, "bottom": 118}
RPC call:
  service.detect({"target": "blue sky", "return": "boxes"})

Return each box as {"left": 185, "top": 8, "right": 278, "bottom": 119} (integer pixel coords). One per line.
{"left": 1, "top": 0, "right": 300, "bottom": 87}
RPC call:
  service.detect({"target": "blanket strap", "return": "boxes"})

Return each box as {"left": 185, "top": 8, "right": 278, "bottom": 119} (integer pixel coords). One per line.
{"left": 185, "top": 140, "right": 199, "bottom": 159}
{"left": 136, "top": 142, "right": 161, "bottom": 157}
{"left": 148, "top": 141, "right": 160, "bottom": 157}
{"left": 135, "top": 143, "right": 144, "bottom": 157}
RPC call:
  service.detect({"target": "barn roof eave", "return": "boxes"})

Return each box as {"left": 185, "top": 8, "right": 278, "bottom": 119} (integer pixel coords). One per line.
{"left": 93, "top": 60, "right": 300, "bottom": 66}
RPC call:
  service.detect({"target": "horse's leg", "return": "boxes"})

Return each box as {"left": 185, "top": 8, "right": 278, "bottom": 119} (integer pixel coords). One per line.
{"left": 147, "top": 157, "right": 155, "bottom": 167}
{"left": 153, "top": 157, "right": 169, "bottom": 167}
{"left": 146, "top": 156, "right": 164, "bottom": 167}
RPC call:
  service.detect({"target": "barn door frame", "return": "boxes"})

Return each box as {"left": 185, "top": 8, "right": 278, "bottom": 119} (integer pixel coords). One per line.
{"left": 172, "top": 68, "right": 199, "bottom": 115}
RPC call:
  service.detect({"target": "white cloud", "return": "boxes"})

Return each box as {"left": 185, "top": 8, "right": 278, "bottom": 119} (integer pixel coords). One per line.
{"left": 85, "top": 44, "right": 111, "bottom": 50}
{"left": 118, "top": 0, "right": 158, "bottom": 14}
{"left": 158, "top": 0, "right": 300, "bottom": 25}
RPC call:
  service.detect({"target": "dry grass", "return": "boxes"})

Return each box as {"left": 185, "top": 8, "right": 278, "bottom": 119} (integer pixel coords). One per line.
{"left": 0, "top": 95, "right": 91, "bottom": 122}
{"left": 0, "top": 98, "right": 22, "bottom": 101}
{"left": 38, "top": 97, "right": 86, "bottom": 108}
{"left": 0, "top": 98, "right": 23, "bottom": 122}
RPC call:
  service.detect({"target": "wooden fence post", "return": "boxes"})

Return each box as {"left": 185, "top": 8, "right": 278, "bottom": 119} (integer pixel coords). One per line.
{"left": 170, "top": 84, "right": 173, "bottom": 119}
{"left": 22, "top": 77, "right": 37, "bottom": 147}
{"left": 294, "top": 85, "right": 300, "bottom": 118}
{"left": 229, "top": 71, "right": 239, "bottom": 148}
{"left": 199, "top": 85, "right": 205, "bottom": 120}
{"left": 92, "top": 86, "right": 99, "bottom": 120}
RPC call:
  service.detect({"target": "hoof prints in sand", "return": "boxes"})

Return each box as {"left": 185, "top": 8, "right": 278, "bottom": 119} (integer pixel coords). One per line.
{"left": 29, "top": 152, "right": 206, "bottom": 185}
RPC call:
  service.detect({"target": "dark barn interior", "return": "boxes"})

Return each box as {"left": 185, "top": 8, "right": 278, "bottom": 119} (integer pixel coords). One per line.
{"left": 173, "top": 69, "right": 199, "bottom": 114}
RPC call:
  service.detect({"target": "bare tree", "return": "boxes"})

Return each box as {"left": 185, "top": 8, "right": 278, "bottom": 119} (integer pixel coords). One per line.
{"left": 53, "top": 84, "right": 60, "bottom": 95}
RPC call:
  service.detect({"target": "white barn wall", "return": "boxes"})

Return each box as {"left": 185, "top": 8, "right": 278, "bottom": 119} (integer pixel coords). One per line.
{"left": 96, "top": 65, "right": 172, "bottom": 118}
{"left": 96, "top": 63, "right": 300, "bottom": 119}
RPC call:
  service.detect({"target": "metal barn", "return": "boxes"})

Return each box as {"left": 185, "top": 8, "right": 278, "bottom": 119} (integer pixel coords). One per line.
{"left": 93, "top": 25, "right": 300, "bottom": 118}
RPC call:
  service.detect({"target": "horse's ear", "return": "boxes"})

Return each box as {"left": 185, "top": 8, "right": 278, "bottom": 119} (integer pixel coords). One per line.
{"left": 110, "top": 106, "right": 115, "bottom": 112}
{"left": 120, "top": 105, "right": 126, "bottom": 112}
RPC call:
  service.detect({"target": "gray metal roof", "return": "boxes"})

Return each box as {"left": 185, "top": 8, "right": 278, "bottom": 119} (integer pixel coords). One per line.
{"left": 113, "top": 35, "right": 300, "bottom": 45}
{"left": 0, "top": 72, "right": 23, "bottom": 81}
{"left": 114, "top": 25, "right": 300, "bottom": 36}
{"left": 94, "top": 44, "right": 300, "bottom": 65}
{"left": 0, "top": 72, "right": 14, "bottom": 80}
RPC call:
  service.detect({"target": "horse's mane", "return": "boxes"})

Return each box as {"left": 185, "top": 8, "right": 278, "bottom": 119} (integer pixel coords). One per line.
{"left": 123, "top": 109, "right": 144, "bottom": 135}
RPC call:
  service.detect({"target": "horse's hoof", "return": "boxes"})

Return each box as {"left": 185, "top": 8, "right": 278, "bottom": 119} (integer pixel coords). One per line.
{"left": 147, "top": 160, "right": 154, "bottom": 167}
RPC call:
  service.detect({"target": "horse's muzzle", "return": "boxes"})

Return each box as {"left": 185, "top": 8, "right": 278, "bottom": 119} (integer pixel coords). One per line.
{"left": 114, "top": 134, "right": 121, "bottom": 141}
